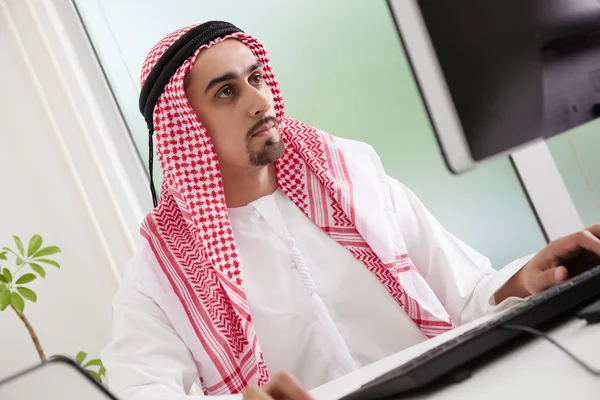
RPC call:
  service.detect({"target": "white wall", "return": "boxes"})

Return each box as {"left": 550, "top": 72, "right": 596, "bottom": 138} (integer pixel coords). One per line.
{"left": 0, "top": 0, "right": 149, "bottom": 380}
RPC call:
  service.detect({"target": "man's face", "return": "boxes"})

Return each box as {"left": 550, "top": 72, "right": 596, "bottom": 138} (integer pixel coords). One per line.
{"left": 185, "top": 39, "right": 284, "bottom": 170}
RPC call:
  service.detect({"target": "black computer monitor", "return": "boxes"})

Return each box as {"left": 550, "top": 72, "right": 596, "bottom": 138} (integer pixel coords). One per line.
{"left": 388, "top": 0, "right": 600, "bottom": 173}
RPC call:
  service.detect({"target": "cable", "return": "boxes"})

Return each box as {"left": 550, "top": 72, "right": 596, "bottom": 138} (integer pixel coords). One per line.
{"left": 148, "top": 129, "right": 158, "bottom": 208}
{"left": 566, "top": 133, "right": 600, "bottom": 216}
{"left": 500, "top": 324, "right": 600, "bottom": 376}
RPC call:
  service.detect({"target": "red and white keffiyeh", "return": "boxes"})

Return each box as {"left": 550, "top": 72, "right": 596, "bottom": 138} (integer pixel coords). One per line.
{"left": 139, "top": 25, "right": 454, "bottom": 395}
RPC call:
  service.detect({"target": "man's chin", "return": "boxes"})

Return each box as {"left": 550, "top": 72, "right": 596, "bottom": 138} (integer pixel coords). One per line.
{"left": 265, "top": 136, "right": 281, "bottom": 146}
{"left": 249, "top": 140, "right": 285, "bottom": 166}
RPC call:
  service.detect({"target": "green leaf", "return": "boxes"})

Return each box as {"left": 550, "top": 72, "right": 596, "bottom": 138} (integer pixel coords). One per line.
{"left": 33, "top": 246, "right": 61, "bottom": 259}
{"left": 85, "top": 370, "right": 101, "bottom": 383}
{"left": 17, "top": 287, "right": 37, "bottom": 302}
{"left": 2, "top": 268, "right": 12, "bottom": 283}
{"left": 98, "top": 365, "right": 106, "bottom": 376}
{"left": 11, "top": 292, "right": 25, "bottom": 313}
{"left": 15, "top": 273, "right": 36, "bottom": 284}
{"left": 0, "top": 290, "right": 11, "bottom": 311}
{"left": 36, "top": 259, "right": 60, "bottom": 269}
{"left": 0, "top": 252, "right": 7, "bottom": 261}
{"left": 16, "top": 258, "right": 23, "bottom": 266}
{"left": 27, "top": 235, "right": 43, "bottom": 258}
{"left": 13, "top": 236, "right": 24, "bottom": 256}
{"left": 29, "top": 263, "right": 46, "bottom": 278}
{"left": 1, "top": 247, "right": 19, "bottom": 259}
{"left": 83, "top": 359, "right": 104, "bottom": 368}
{"left": 0, "top": 275, "right": 7, "bottom": 284}
{"left": 83, "top": 358, "right": 102, "bottom": 368}
{"left": 76, "top": 351, "right": 87, "bottom": 365}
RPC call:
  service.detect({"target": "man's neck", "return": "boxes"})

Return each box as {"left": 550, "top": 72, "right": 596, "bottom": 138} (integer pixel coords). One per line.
{"left": 221, "top": 164, "right": 279, "bottom": 208}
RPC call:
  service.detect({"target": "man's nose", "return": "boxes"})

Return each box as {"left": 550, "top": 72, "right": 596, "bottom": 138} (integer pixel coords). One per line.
{"left": 246, "top": 87, "right": 272, "bottom": 117}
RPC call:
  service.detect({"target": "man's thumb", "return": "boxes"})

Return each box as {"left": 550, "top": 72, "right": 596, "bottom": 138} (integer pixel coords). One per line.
{"left": 535, "top": 266, "right": 568, "bottom": 293}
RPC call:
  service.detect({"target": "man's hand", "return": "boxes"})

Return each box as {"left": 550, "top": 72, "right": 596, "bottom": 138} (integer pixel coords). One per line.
{"left": 243, "top": 372, "right": 313, "bottom": 400}
{"left": 495, "top": 224, "right": 600, "bottom": 303}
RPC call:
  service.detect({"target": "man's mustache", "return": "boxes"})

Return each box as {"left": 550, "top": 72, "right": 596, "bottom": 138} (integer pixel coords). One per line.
{"left": 246, "top": 116, "right": 280, "bottom": 138}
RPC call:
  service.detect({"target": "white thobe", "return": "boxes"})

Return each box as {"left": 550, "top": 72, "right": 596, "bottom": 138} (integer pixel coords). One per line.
{"left": 101, "top": 177, "right": 532, "bottom": 399}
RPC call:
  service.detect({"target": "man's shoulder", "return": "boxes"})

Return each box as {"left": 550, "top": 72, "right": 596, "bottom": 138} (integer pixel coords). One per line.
{"left": 121, "top": 239, "right": 158, "bottom": 284}
{"left": 325, "top": 134, "right": 378, "bottom": 161}
{"left": 324, "top": 134, "right": 412, "bottom": 197}
{"left": 329, "top": 135, "right": 374, "bottom": 151}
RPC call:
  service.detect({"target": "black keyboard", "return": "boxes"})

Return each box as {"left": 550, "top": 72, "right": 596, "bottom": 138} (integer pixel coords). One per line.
{"left": 341, "top": 264, "right": 600, "bottom": 400}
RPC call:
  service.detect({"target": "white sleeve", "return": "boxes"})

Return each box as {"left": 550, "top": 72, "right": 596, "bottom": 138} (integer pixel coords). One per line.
{"left": 101, "top": 252, "right": 239, "bottom": 400}
{"left": 387, "top": 177, "right": 534, "bottom": 325}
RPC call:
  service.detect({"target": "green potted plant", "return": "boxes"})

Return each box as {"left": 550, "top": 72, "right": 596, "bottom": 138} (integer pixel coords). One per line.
{"left": 0, "top": 235, "right": 106, "bottom": 383}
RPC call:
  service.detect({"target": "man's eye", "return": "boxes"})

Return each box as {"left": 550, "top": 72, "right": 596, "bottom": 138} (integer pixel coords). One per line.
{"left": 251, "top": 74, "right": 263, "bottom": 84}
{"left": 217, "top": 86, "right": 233, "bottom": 99}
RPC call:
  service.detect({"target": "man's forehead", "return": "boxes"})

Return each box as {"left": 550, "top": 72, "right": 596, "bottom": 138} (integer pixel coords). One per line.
{"left": 190, "top": 39, "right": 257, "bottom": 81}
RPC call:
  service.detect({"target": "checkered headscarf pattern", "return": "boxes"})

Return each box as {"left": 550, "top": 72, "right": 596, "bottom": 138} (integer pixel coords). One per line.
{"left": 140, "top": 25, "right": 453, "bottom": 395}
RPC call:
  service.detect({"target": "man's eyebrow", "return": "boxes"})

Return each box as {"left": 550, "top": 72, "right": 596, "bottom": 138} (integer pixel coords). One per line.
{"left": 247, "top": 61, "right": 263, "bottom": 73}
{"left": 204, "top": 62, "right": 264, "bottom": 93}
{"left": 204, "top": 72, "right": 237, "bottom": 93}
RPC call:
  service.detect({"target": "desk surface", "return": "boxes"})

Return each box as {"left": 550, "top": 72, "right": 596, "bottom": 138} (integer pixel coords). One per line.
{"left": 311, "top": 313, "right": 600, "bottom": 399}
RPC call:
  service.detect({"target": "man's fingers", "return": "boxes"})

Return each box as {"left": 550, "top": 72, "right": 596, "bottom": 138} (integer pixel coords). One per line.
{"left": 243, "top": 386, "right": 273, "bottom": 400}
{"left": 242, "top": 372, "right": 312, "bottom": 400}
{"left": 556, "top": 266, "right": 569, "bottom": 283}
{"left": 585, "top": 224, "right": 600, "bottom": 239}
{"left": 575, "top": 229, "right": 600, "bottom": 257}
{"left": 532, "top": 266, "right": 568, "bottom": 294}
{"left": 263, "top": 372, "right": 313, "bottom": 400}
{"left": 551, "top": 226, "right": 600, "bottom": 260}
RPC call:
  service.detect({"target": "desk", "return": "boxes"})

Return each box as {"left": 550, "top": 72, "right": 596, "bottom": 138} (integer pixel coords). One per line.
{"left": 311, "top": 313, "right": 600, "bottom": 399}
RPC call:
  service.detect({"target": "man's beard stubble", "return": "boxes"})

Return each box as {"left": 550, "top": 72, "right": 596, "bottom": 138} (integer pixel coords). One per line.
{"left": 247, "top": 117, "right": 285, "bottom": 166}
{"left": 248, "top": 138, "right": 285, "bottom": 166}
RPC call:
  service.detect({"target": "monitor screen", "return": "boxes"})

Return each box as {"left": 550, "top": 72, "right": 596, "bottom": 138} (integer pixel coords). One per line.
{"left": 388, "top": 0, "right": 600, "bottom": 173}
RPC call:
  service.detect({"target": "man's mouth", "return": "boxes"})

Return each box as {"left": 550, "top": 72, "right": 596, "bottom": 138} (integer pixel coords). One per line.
{"left": 250, "top": 122, "right": 276, "bottom": 138}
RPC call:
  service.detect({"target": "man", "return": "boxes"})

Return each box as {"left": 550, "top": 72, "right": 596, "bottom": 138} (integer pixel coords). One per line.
{"left": 102, "top": 21, "right": 600, "bottom": 400}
